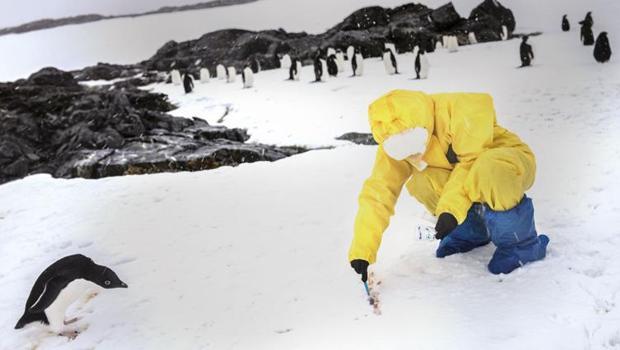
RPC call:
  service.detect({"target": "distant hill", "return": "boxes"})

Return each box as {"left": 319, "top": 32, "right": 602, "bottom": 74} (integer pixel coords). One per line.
{"left": 0, "top": 0, "right": 258, "bottom": 36}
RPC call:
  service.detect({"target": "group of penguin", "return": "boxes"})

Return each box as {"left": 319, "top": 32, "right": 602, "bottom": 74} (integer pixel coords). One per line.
{"left": 170, "top": 59, "right": 259, "bottom": 94}
{"left": 563, "top": 12, "right": 611, "bottom": 63}
{"left": 285, "top": 43, "right": 432, "bottom": 84}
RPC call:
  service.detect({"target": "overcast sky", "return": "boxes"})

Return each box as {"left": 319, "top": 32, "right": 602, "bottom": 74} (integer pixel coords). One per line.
{"left": 0, "top": 0, "right": 211, "bottom": 28}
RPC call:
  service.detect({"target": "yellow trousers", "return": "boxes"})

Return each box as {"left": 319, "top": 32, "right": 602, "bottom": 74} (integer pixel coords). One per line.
{"left": 406, "top": 147, "right": 536, "bottom": 214}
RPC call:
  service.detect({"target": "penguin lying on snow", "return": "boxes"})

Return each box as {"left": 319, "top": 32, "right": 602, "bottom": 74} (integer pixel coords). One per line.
{"left": 15, "top": 254, "right": 127, "bottom": 336}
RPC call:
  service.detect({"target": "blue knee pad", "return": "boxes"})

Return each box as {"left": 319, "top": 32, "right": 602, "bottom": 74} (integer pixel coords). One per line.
{"left": 436, "top": 204, "right": 491, "bottom": 258}
{"left": 483, "top": 196, "right": 550, "bottom": 274}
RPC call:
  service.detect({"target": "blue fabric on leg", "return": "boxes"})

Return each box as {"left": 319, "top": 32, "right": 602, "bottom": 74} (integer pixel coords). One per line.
{"left": 436, "top": 203, "right": 491, "bottom": 258}
{"left": 483, "top": 196, "right": 550, "bottom": 274}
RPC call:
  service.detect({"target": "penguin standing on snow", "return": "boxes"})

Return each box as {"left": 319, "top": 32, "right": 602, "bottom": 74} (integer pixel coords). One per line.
{"left": 335, "top": 49, "right": 345, "bottom": 73}
{"left": 383, "top": 48, "right": 398, "bottom": 75}
{"left": 183, "top": 72, "right": 194, "bottom": 93}
{"left": 415, "top": 47, "right": 429, "bottom": 79}
{"left": 242, "top": 65, "right": 254, "bottom": 88}
{"left": 580, "top": 12, "right": 594, "bottom": 46}
{"left": 519, "top": 35, "right": 534, "bottom": 67}
{"left": 594, "top": 32, "right": 612, "bottom": 63}
{"left": 15, "top": 254, "right": 127, "bottom": 335}
{"left": 346, "top": 46, "right": 355, "bottom": 62}
{"left": 326, "top": 54, "right": 339, "bottom": 77}
{"left": 170, "top": 69, "right": 182, "bottom": 85}
{"left": 313, "top": 51, "right": 324, "bottom": 82}
{"left": 352, "top": 48, "right": 364, "bottom": 76}
{"left": 289, "top": 57, "right": 298, "bottom": 80}
{"left": 562, "top": 15, "right": 570, "bottom": 32}
{"left": 199, "top": 68, "right": 210, "bottom": 83}
{"left": 226, "top": 66, "right": 237, "bottom": 83}
{"left": 216, "top": 64, "right": 226, "bottom": 80}
{"left": 280, "top": 54, "right": 292, "bottom": 69}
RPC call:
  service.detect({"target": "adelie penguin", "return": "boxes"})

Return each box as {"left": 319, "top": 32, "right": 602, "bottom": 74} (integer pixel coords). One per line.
{"left": 326, "top": 54, "right": 339, "bottom": 77}
{"left": 414, "top": 46, "right": 429, "bottom": 79}
{"left": 242, "top": 65, "right": 254, "bottom": 88}
{"left": 580, "top": 12, "right": 594, "bottom": 46}
{"left": 313, "top": 51, "right": 325, "bottom": 82}
{"left": 562, "top": 15, "right": 570, "bottom": 32}
{"left": 288, "top": 58, "right": 301, "bottom": 81}
{"left": 15, "top": 254, "right": 127, "bottom": 336}
{"left": 520, "top": 35, "right": 535, "bottom": 67}
{"left": 183, "top": 72, "right": 194, "bottom": 93}
{"left": 594, "top": 32, "right": 612, "bottom": 63}
{"left": 383, "top": 48, "right": 398, "bottom": 75}
{"left": 351, "top": 48, "right": 364, "bottom": 76}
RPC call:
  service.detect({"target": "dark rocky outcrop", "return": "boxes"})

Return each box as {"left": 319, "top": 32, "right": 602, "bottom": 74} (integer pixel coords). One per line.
{"left": 140, "top": 0, "right": 517, "bottom": 79}
{"left": 467, "top": 0, "right": 516, "bottom": 41}
{"left": 336, "top": 133, "right": 377, "bottom": 145}
{"left": 0, "top": 68, "right": 306, "bottom": 184}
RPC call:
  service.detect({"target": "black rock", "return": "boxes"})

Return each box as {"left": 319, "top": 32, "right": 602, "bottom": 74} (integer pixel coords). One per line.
{"left": 430, "top": 3, "right": 463, "bottom": 30}
{"left": 336, "top": 132, "right": 377, "bottom": 145}
{"left": 27, "top": 67, "right": 78, "bottom": 87}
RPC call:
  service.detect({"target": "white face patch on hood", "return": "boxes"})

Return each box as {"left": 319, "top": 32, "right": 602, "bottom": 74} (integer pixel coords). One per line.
{"left": 382, "top": 127, "right": 428, "bottom": 170}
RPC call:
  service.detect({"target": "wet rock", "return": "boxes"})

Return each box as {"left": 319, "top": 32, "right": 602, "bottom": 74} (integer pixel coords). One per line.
{"left": 336, "top": 133, "right": 377, "bottom": 145}
{"left": 0, "top": 67, "right": 307, "bottom": 185}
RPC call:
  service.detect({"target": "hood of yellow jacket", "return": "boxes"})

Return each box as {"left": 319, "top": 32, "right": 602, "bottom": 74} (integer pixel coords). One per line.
{"left": 368, "top": 90, "right": 435, "bottom": 151}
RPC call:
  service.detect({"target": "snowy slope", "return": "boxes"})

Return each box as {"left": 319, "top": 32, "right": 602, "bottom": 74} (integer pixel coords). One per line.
{"left": 0, "top": 0, "right": 618, "bottom": 81}
{"left": 2, "top": 16, "right": 620, "bottom": 348}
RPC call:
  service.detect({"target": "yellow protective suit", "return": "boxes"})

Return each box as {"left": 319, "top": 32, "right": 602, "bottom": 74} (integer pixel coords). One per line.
{"left": 348, "top": 90, "right": 536, "bottom": 264}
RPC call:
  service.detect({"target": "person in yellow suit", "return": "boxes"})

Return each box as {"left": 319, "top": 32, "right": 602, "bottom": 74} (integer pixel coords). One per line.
{"left": 349, "top": 90, "right": 549, "bottom": 279}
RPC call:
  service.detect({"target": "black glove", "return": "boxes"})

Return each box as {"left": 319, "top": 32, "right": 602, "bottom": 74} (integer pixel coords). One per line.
{"left": 350, "top": 259, "right": 369, "bottom": 282}
{"left": 435, "top": 212, "right": 458, "bottom": 240}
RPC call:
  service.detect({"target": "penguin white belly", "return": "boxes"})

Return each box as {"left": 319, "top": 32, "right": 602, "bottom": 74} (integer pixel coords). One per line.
{"left": 383, "top": 53, "right": 395, "bottom": 74}
{"left": 355, "top": 54, "right": 364, "bottom": 75}
{"left": 44, "top": 279, "right": 95, "bottom": 333}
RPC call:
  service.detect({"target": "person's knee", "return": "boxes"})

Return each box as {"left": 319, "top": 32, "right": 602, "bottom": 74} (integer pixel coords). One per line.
{"left": 467, "top": 149, "right": 527, "bottom": 211}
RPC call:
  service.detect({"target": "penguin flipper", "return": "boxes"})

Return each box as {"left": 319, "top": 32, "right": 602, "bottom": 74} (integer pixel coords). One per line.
{"left": 29, "top": 277, "right": 70, "bottom": 313}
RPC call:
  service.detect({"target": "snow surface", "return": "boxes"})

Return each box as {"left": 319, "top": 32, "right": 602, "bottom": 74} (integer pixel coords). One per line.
{"left": 0, "top": 0, "right": 618, "bottom": 81}
{"left": 2, "top": 1, "right": 620, "bottom": 349}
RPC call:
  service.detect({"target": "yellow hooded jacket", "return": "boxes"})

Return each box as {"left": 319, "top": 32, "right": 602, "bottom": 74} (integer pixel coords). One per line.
{"left": 348, "top": 90, "right": 536, "bottom": 264}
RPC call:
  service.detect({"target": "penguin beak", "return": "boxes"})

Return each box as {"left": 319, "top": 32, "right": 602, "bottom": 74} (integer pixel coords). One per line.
{"left": 120, "top": 282, "right": 128, "bottom": 288}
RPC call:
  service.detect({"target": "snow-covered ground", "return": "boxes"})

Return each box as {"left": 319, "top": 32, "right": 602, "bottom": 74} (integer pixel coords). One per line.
{"left": 2, "top": 1, "right": 620, "bottom": 349}
{"left": 0, "top": 0, "right": 618, "bottom": 81}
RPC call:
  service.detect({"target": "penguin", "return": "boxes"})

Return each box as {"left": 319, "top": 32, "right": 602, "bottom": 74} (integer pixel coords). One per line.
{"left": 442, "top": 35, "right": 450, "bottom": 48}
{"left": 327, "top": 47, "right": 336, "bottom": 57}
{"left": 415, "top": 47, "right": 430, "bottom": 79}
{"left": 519, "top": 35, "right": 534, "bottom": 67}
{"left": 383, "top": 48, "right": 397, "bottom": 75}
{"left": 242, "top": 66, "right": 254, "bottom": 88}
{"left": 335, "top": 49, "right": 345, "bottom": 73}
{"left": 352, "top": 48, "right": 364, "bottom": 76}
{"left": 468, "top": 31, "right": 478, "bottom": 44}
{"left": 593, "top": 32, "right": 612, "bottom": 63}
{"left": 170, "top": 69, "right": 182, "bottom": 85}
{"left": 313, "top": 52, "right": 324, "bottom": 82}
{"left": 294, "top": 59, "right": 302, "bottom": 81}
{"left": 280, "top": 54, "right": 292, "bottom": 69}
{"left": 199, "top": 68, "right": 210, "bottom": 83}
{"left": 580, "top": 20, "right": 595, "bottom": 46}
{"left": 15, "top": 254, "right": 127, "bottom": 335}
{"left": 216, "top": 64, "right": 226, "bottom": 80}
{"left": 326, "top": 54, "right": 339, "bottom": 77}
{"left": 250, "top": 58, "right": 261, "bottom": 74}
{"left": 447, "top": 36, "right": 459, "bottom": 52}
{"left": 562, "top": 15, "right": 570, "bottom": 32}
{"left": 226, "top": 66, "right": 236, "bottom": 83}
{"left": 288, "top": 58, "right": 298, "bottom": 80}
{"left": 182, "top": 72, "right": 194, "bottom": 93}
{"left": 501, "top": 25, "right": 509, "bottom": 40}
{"left": 346, "top": 46, "right": 355, "bottom": 62}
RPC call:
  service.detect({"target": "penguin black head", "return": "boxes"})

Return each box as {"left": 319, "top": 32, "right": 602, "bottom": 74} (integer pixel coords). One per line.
{"left": 600, "top": 32, "right": 608, "bottom": 37}
{"left": 522, "top": 35, "right": 529, "bottom": 42}
{"left": 92, "top": 266, "right": 128, "bottom": 289}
